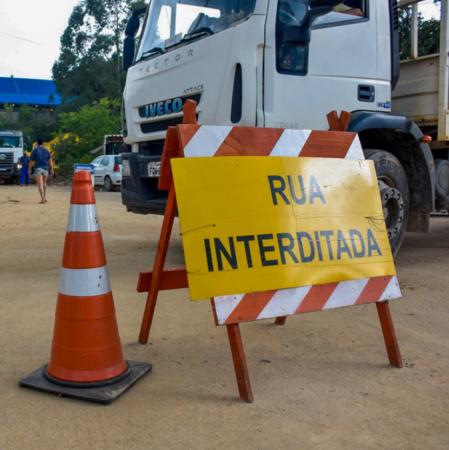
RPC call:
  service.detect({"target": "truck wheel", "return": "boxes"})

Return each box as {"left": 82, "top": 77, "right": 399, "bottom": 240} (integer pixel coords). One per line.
{"left": 364, "top": 149, "right": 409, "bottom": 256}
{"left": 104, "top": 176, "right": 113, "bottom": 192}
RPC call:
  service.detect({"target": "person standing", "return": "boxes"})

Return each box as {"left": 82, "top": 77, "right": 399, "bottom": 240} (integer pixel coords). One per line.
{"left": 30, "top": 139, "right": 53, "bottom": 203}
{"left": 19, "top": 151, "right": 30, "bottom": 186}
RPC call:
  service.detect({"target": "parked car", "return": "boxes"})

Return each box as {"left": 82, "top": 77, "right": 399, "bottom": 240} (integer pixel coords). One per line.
{"left": 90, "top": 155, "right": 122, "bottom": 191}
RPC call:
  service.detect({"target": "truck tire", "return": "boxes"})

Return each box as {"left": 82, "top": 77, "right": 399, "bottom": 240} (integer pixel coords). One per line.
{"left": 104, "top": 175, "right": 113, "bottom": 192}
{"left": 364, "top": 149, "right": 409, "bottom": 256}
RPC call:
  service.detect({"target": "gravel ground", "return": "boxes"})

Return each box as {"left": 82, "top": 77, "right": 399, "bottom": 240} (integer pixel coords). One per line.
{"left": 0, "top": 184, "right": 448, "bottom": 450}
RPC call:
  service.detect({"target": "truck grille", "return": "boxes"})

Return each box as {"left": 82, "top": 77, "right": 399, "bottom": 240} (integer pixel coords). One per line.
{"left": 139, "top": 93, "right": 201, "bottom": 134}
{"left": 0, "top": 152, "right": 13, "bottom": 165}
{"left": 141, "top": 116, "right": 184, "bottom": 133}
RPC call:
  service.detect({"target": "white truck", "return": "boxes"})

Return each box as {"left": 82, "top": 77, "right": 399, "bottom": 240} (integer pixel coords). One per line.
{"left": 90, "top": 135, "right": 126, "bottom": 156}
{"left": 120, "top": 0, "right": 447, "bottom": 254}
{"left": 0, "top": 130, "right": 24, "bottom": 184}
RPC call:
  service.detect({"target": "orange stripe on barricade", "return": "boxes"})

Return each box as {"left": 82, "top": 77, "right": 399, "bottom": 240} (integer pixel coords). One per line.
{"left": 63, "top": 231, "right": 106, "bottom": 269}
{"left": 355, "top": 276, "right": 392, "bottom": 305}
{"left": 225, "top": 291, "right": 276, "bottom": 324}
{"left": 177, "top": 124, "right": 201, "bottom": 149}
{"left": 300, "top": 130, "right": 357, "bottom": 158}
{"left": 215, "top": 127, "right": 284, "bottom": 156}
{"left": 295, "top": 283, "right": 339, "bottom": 314}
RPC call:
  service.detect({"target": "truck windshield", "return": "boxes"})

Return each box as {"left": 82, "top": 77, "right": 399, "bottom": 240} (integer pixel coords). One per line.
{"left": 0, "top": 136, "right": 21, "bottom": 148}
{"left": 136, "top": 0, "right": 256, "bottom": 60}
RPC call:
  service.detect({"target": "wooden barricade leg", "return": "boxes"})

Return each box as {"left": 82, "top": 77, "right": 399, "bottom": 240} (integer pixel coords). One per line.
{"left": 275, "top": 317, "right": 287, "bottom": 326}
{"left": 376, "top": 301, "right": 403, "bottom": 368}
{"left": 139, "top": 187, "right": 177, "bottom": 344}
{"left": 226, "top": 324, "right": 254, "bottom": 403}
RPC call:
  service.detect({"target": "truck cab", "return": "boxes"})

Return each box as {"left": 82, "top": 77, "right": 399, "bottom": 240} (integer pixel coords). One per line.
{"left": 121, "top": 0, "right": 436, "bottom": 253}
{"left": 0, "top": 131, "right": 24, "bottom": 183}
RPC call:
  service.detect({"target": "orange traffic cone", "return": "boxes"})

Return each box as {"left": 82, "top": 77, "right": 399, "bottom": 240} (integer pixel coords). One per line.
{"left": 20, "top": 171, "right": 151, "bottom": 403}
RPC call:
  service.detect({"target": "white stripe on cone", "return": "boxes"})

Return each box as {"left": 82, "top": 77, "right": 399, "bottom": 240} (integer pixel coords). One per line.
{"left": 67, "top": 204, "right": 100, "bottom": 232}
{"left": 183, "top": 126, "right": 232, "bottom": 157}
{"left": 59, "top": 266, "right": 111, "bottom": 297}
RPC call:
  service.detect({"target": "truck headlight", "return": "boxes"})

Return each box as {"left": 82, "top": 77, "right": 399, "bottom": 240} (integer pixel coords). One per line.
{"left": 122, "top": 159, "right": 131, "bottom": 177}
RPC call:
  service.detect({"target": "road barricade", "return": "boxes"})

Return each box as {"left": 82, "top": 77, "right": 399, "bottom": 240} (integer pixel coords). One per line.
{"left": 137, "top": 101, "right": 403, "bottom": 403}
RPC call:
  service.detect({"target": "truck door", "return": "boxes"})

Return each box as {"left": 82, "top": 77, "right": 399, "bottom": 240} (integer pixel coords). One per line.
{"left": 263, "top": 1, "right": 389, "bottom": 130}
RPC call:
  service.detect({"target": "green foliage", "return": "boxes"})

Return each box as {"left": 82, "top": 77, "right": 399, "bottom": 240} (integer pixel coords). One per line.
{"left": 399, "top": 1, "right": 441, "bottom": 60}
{"left": 54, "top": 98, "right": 121, "bottom": 175}
{"left": 0, "top": 105, "right": 57, "bottom": 151}
{"left": 53, "top": 0, "right": 147, "bottom": 107}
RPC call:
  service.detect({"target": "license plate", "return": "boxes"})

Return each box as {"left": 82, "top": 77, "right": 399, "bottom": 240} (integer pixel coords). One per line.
{"left": 122, "top": 160, "right": 131, "bottom": 177}
{"left": 147, "top": 161, "right": 161, "bottom": 178}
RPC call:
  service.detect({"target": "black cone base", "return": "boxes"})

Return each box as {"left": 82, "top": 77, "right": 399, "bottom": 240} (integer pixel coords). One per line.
{"left": 19, "top": 360, "right": 152, "bottom": 404}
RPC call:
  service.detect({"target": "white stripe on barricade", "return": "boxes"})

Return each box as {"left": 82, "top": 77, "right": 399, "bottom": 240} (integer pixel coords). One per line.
{"left": 59, "top": 266, "right": 111, "bottom": 296}
{"left": 183, "top": 126, "right": 232, "bottom": 157}
{"left": 345, "top": 137, "right": 365, "bottom": 160}
{"left": 271, "top": 130, "right": 312, "bottom": 156}
{"left": 323, "top": 278, "right": 369, "bottom": 310}
{"left": 67, "top": 204, "right": 99, "bottom": 232}
{"left": 214, "top": 294, "right": 245, "bottom": 322}
{"left": 382, "top": 276, "right": 401, "bottom": 300}
{"left": 258, "top": 286, "right": 311, "bottom": 320}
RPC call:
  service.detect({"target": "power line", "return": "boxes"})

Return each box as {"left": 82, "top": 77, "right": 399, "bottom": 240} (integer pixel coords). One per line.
{"left": 0, "top": 31, "right": 41, "bottom": 45}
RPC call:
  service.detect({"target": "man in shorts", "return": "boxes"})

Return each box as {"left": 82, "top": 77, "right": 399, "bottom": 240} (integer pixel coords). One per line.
{"left": 30, "top": 138, "right": 54, "bottom": 204}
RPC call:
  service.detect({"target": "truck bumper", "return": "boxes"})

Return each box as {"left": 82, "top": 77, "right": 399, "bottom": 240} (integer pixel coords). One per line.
{"left": 0, "top": 164, "right": 17, "bottom": 178}
{"left": 120, "top": 152, "right": 167, "bottom": 215}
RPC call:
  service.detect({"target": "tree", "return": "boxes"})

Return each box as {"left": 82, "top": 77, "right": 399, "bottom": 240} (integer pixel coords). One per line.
{"left": 0, "top": 105, "right": 57, "bottom": 151}
{"left": 54, "top": 98, "right": 121, "bottom": 174}
{"left": 53, "top": 0, "right": 146, "bottom": 108}
{"left": 399, "top": 1, "right": 441, "bottom": 60}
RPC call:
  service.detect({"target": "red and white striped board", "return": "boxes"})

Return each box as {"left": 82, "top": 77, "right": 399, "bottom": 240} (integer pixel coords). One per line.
{"left": 171, "top": 125, "right": 402, "bottom": 325}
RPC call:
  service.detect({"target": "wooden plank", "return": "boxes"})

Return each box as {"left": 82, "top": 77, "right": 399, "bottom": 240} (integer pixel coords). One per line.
{"left": 275, "top": 316, "right": 287, "bottom": 326}
{"left": 138, "top": 187, "right": 177, "bottom": 344}
{"left": 137, "top": 268, "right": 188, "bottom": 292}
{"left": 376, "top": 301, "right": 403, "bottom": 368}
{"left": 226, "top": 323, "right": 254, "bottom": 403}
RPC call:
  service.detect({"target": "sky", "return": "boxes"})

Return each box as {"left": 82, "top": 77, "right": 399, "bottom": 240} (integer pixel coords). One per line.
{"left": 0, "top": 0, "right": 79, "bottom": 79}
{"left": 0, "top": 0, "right": 442, "bottom": 81}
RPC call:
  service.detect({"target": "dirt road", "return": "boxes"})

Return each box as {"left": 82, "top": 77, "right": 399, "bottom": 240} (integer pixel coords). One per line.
{"left": 0, "top": 184, "right": 448, "bottom": 449}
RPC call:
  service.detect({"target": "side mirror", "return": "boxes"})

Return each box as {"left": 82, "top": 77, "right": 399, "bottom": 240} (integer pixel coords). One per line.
{"left": 123, "top": 36, "right": 136, "bottom": 72}
{"left": 123, "top": 7, "right": 147, "bottom": 72}
{"left": 281, "top": 1, "right": 341, "bottom": 46}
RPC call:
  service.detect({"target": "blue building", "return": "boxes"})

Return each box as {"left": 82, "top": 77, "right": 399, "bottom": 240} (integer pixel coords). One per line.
{"left": 0, "top": 76, "right": 61, "bottom": 109}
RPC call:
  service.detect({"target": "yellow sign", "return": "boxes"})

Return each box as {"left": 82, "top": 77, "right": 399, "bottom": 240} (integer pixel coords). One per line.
{"left": 171, "top": 156, "right": 395, "bottom": 300}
